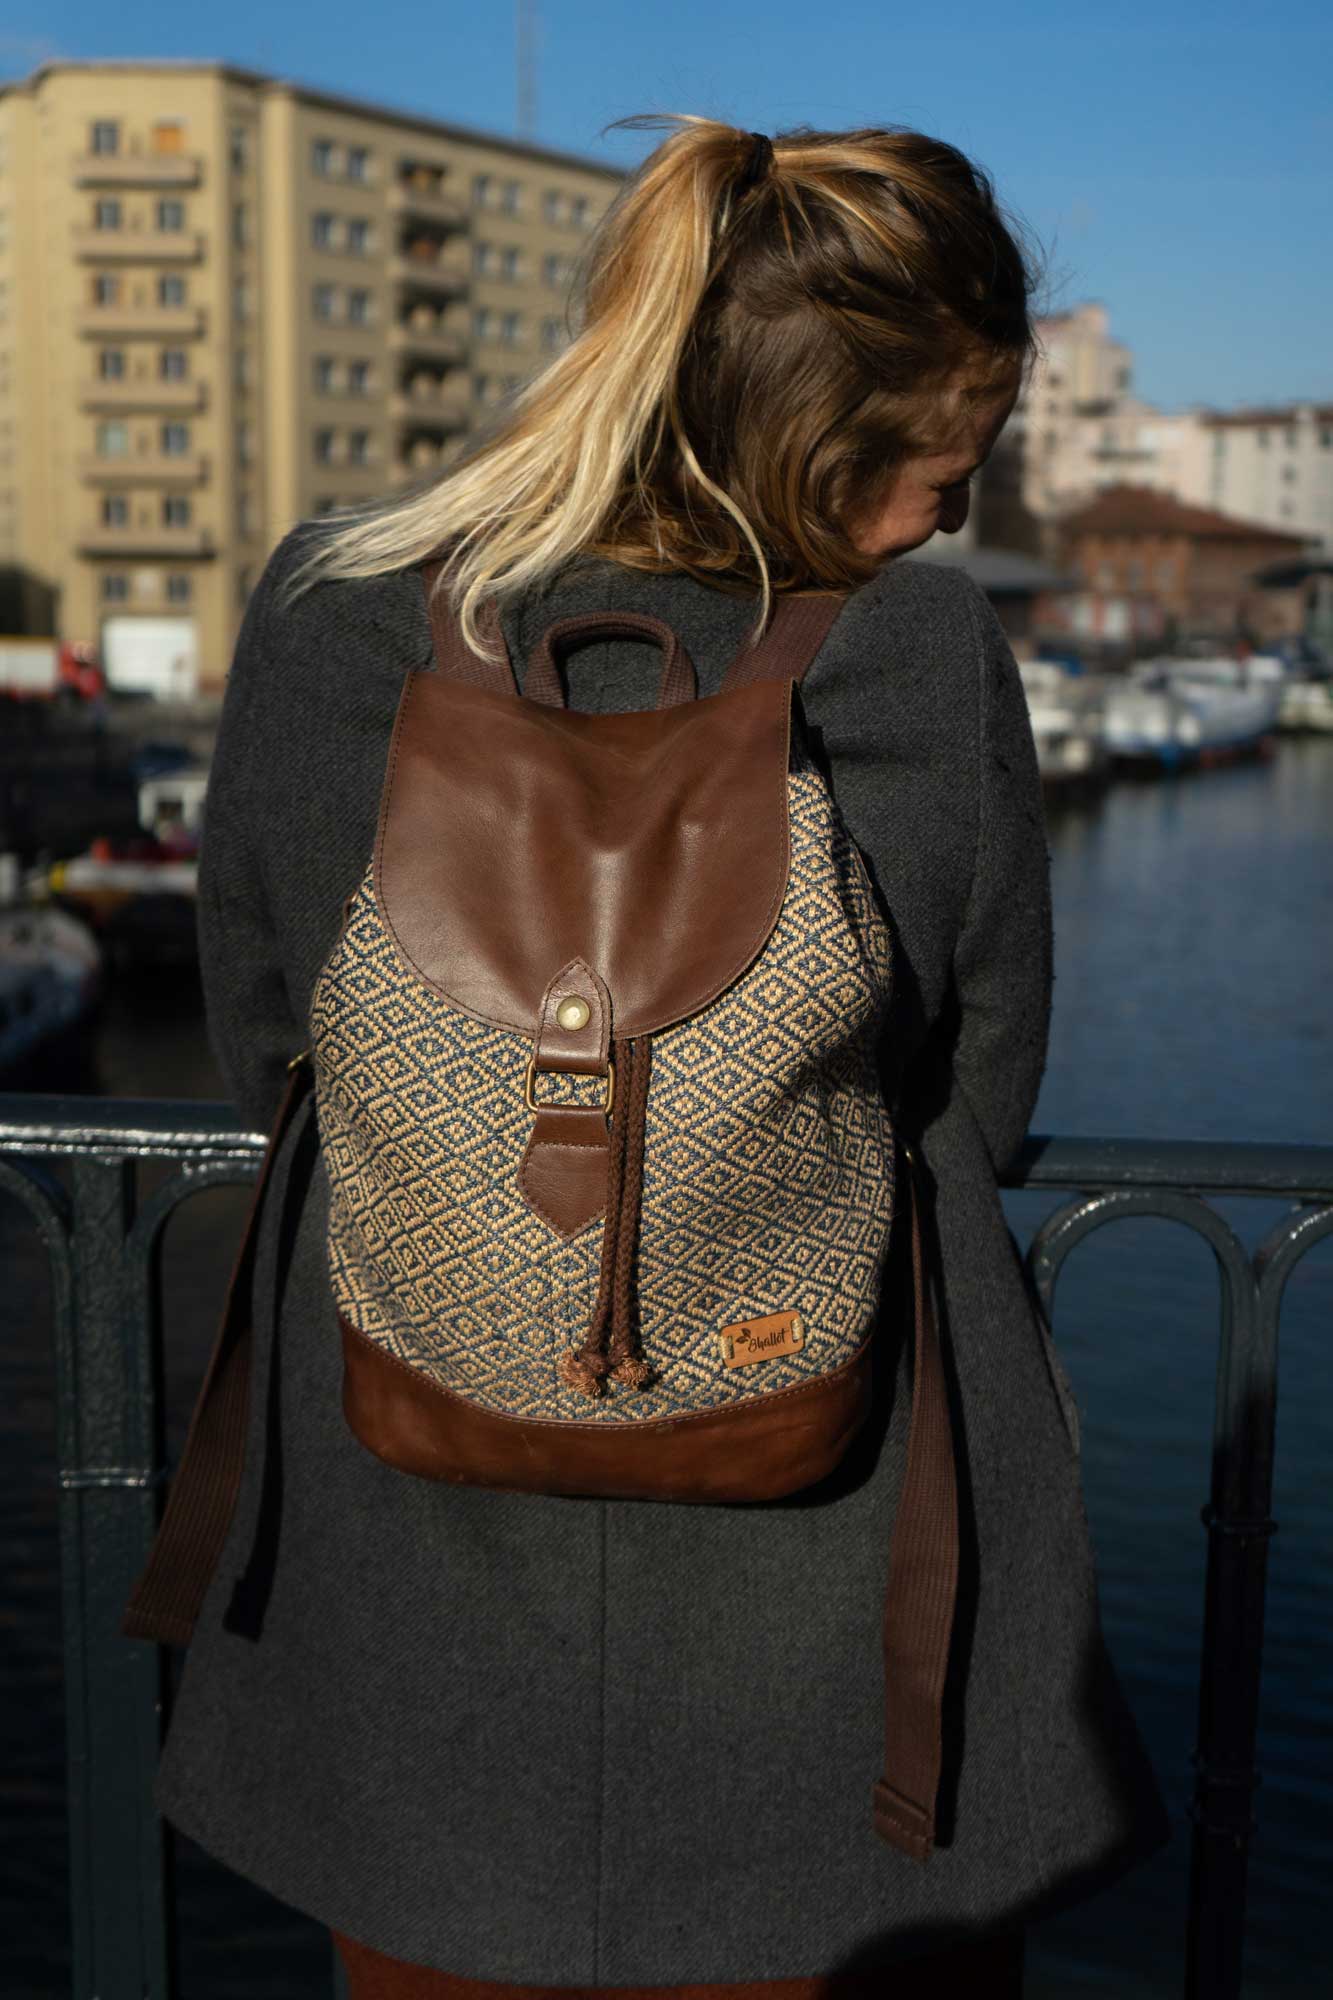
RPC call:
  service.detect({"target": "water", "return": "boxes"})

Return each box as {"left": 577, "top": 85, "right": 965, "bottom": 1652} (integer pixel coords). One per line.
{"left": 2, "top": 739, "right": 1330, "bottom": 1997}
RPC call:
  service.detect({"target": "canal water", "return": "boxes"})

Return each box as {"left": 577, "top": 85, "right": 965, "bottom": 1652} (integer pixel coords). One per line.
{"left": 2, "top": 736, "right": 1330, "bottom": 1998}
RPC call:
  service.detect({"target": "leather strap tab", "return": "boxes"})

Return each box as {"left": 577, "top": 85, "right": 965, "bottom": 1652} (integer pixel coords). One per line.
{"left": 531, "top": 611, "right": 698, "bottom": 711}
{"left": 873, "top": 1139, "right": 960, "bottom": 1862}
{"left": 517, "top": 1106, "right": 610, "bottom": 1239}
{"left": 121, "top": 1057, "right": 315, "bottom": 1648}
{"left": 518, "top": 958, "right": 613, "bottom": 1238}
{"left": 720, "top": 591, "right": 847, "bottom": 691}
{"left": 532, "top": 956, "right": 611, "bottom": 1076}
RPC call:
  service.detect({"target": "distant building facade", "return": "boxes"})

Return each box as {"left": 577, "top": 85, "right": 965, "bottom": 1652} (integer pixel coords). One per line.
{"left": 1051, "top": 483, "right": 1308, "bottom": 647}
{"left": 0, "top": 60, "right": 621, "bottom": 689}
{"left": 1012, "top": 303, "right": 1333, "bottom": 564}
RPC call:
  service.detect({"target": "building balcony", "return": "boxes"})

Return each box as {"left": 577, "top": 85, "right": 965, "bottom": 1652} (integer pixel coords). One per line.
{"left": 72, "top": 152, "right": 203, "bottom": 188}
{"left": 78, "top": 452, "right": 209, "bottom": 485}
{"left": 80, "top": 378, "right": 208, "bottom": 413}
{"left": 390, "top": 180, "right": 469, "bottom": 229}
{"left": 389, "top": 317, "right": 469, "bottom": 366}
{"left": 391, "top": 387, "right": 471, "bottom": 431}
{"left": 391, "top": 251, "right": 470, "bottom": 298}
{"left": 75, "top": 305, "right": 207, "bottom": 340}
{"left": 76, "top": 524, "right": 216, "bottom": 558}
{"left": 73, "top": 228, "right": 205, "bottom": 263}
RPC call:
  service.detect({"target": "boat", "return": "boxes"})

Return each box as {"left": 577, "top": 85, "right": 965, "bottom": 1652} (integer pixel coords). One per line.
{"left": 0, "top": 899, "right": 103, "bottom": 1084}
{"left": 1106, "top": 656, "right": 1282, "bottom": 767}
{"left": 1016, "top": 659, "right": 1109, "bottom": 790}
{"left": 1253, "top": 637, "right": 1333, "bottom": 733}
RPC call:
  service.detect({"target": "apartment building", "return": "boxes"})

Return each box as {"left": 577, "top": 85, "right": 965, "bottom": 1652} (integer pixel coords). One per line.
{"left": 1015, "top": 302, "right": 1332, "bottom": 557}
{"left": 0, "top": 60, "right": 621, "bottom": 690}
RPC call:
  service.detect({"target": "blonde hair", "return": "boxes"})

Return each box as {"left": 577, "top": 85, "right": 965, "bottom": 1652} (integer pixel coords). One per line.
{"left": 282, "top": 114, "right": 1043, "bottom": 652}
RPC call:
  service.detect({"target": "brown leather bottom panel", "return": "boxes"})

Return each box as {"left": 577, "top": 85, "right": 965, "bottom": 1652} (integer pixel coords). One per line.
{"left": 332, "top": 1930, "right": 1027, "bottom": 2000}
{"left": 340, "top": 1316, "right": 871, "bottom": 1503}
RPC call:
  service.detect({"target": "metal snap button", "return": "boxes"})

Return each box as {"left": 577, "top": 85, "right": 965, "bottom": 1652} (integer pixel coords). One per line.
{"left": 556, "top": 995, "right": 591, "bottom": 1032}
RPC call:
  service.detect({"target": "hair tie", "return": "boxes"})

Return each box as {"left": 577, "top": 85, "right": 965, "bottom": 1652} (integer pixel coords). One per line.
{"left": 734, "top": 130, "right": 774, "bottom": 196}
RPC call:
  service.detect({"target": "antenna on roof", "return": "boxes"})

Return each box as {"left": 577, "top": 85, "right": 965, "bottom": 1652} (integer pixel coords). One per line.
{"left": 517, "top": 0, "right": 538, "bottom": 140}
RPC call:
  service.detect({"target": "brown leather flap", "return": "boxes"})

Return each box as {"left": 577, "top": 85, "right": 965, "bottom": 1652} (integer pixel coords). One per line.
{"left": 374, "top": 672, "right": 793, "bottom": 1036}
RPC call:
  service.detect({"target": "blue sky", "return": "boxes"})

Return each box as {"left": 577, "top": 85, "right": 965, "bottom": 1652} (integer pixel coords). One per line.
{"left": 4, "top": 3, "right": 1330, "bottom": 410}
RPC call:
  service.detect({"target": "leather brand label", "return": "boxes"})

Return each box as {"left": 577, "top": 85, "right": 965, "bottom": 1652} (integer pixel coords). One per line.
{"left": 717, "top": 1310, "right": 806, "bottom": 1368}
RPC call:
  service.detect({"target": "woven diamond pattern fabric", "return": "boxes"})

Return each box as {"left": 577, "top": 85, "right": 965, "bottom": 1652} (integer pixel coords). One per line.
{"left": 309, "top": 758, "right": 894, "bottom": 1423}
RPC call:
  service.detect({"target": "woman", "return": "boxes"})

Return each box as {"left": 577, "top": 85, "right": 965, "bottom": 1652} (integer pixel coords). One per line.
{"left": 145, "top": 117, "right": 1170, "bottom": 1994}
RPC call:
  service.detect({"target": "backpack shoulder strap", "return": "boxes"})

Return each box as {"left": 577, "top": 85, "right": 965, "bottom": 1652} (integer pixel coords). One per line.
{"left": 719, "top": 590, "right": 847, "bottom": 693}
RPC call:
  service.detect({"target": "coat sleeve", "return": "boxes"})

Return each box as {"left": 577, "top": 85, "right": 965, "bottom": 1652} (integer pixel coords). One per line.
{"left": 901, "top": 581, "right": 1053, "bottom": 1180}
{"left": 196, "top": 534, "right": 306, "bottom": 1135}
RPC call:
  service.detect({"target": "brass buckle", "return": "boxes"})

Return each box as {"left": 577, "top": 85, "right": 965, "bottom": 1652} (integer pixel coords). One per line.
{"left": 524, "top": 1057, "right": 615, "bottom": 1116}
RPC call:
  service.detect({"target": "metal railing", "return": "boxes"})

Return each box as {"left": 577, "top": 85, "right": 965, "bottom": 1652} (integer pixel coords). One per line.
{"left": 0, "top": 1093, "right": 1330, "bottom": 2000}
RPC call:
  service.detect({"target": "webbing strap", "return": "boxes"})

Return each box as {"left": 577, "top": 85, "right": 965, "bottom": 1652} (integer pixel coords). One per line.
{"left": 121, "top": 1057, "right": 314, "bottom": 1648}
{"left": 874, "top": 1143, "right": 960, "bottom": 1860}
{"left": 718, "top": 590, "right": 848, "bottom": 690}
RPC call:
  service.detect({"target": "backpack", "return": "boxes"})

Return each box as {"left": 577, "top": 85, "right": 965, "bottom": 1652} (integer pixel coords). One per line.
{"left": 125, "top": 559, "right": 960, "bottom": 1864}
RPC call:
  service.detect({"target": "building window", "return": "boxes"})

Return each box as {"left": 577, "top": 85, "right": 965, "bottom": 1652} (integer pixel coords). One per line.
{"left": 234, "top": 277, "right": 253, "bottom": 321}
{"left": 1096, "top": 562, "right": 1116, "bottom": 591}
{"left": 160, "top": 348, "right": 187, "bottom": 380}
{"left": 347, "top": 288, "right": 372, "bottom": 325}
{"left": 234, "top": 346, "right": 252, "bottom": 389}
{"left": 152, "top": 122, "right": 184, "bottom": 156}
{"left": 311, "top": 211, "right": 337, "bottom": 250}
{"left": 473, "top": 241, "right": 497, "bottom": 277}
{"left": 96, "top": 420, "right": 129, "bottom": 457}
{"left": 1212, "top": 432, "right": 1226, "bottom": 454}
{"left": 98, "top": 348, "right": 126, "bottom": 379}
{"left": 346, "top": 217, "right": 371, "bottom": 255}
{"left": 1126, "top": 558, "right": 1144, "bottom": 589}
{"left": 1321, "top": 428, "right": 1333, "bottom": 449}
{"left": 541, "top": 316, "right": 565, "bottom": 352}
{"left": 569, "top": 195, "right": 590, "bottom": 230}
{"left": 159, "top": 273, "right": 187, "bottom": 306}
{"left": 101, "top": 493, "right": 129, "bottom": 526}
{"left": 237, "top": 422, "right": 255, "bottom": 466}
{"left": 500, "top": 310, "right": 522, "bottom": 346}
{"left": 157, "top": 198, "right": 185, "bottom": 232}
{"left": 161, "top": 421, "right": 190, "bottom": 456}
{"left": 1257, "top": 431, "right": 1269, "bottom": 449}
{"left": 166, "top": 573, "right": 192, "bottom": 602}
{"left": 93, "top": 274, "right": 119, "bottom": 305}
{"left": 314, "top": 427, "right": 337, "bottom": 463}
{"left": 1285, "top": 428, "right": 1298, "bottom": 449}
{"left": 347, "top": 146, "right": 370, "bottom": 184}
{"left": 499, "top": 245, "right": 521, "bottom": 281}
{"left": 313, "top": 282, "right": 338, "bottom": 321}
{"left": 238, "top": 491, "right": 255, "bottom": 534}
{"left": 347, "top": 358, "right": 371, "bottom": 395}
{"left": 236, "top": 565, "right": 255, "bottom": 606}
{"left": 312, "top": 138, "right": 336, "bottom": 177}
{"left": 1157, "top": 561, "right": 1174, "bottom": 591}
{"left": 230, "top": 125, "right": 250, "bottom": 172}
{"left": 348, "top": 428, "right": 371, "bottom": 465}
{"left": 474, "top": 306, "right": 497, "bottom": 341}
{"left": 542, "top": 252, "right": 568, "bottom": 287}
{"left": 163, "top": 494, "right": 191, "bottom": 526}
{"left": 94, "top": 198, "right": 122, "bottom": 231}
{"left": 102, "top": 572, "right": 129, "bottom": 601}
{"left": 314, "top": 355, "right": 337, "bottom": 393}
{"left": 473, "top": 173, "right": 495, "bottom": 208}
{"left": 501, "top": 179, "right": 523, "bottom": 216}
{"left": 233, "top": 202, "right": 250, "bottom": 249}
{"left": 90, "top": 120, "right": 120, "bottom": 157}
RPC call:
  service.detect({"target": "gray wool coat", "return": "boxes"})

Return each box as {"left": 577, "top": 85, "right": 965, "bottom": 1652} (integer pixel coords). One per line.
{"left": 154, "top": 524, "right": 1171, "bottom": 1983}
